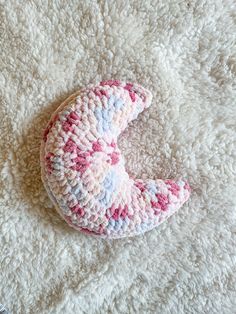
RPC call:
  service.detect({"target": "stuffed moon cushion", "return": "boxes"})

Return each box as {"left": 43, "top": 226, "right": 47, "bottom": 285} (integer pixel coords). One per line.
{"left": 40, "top": 80, "right": 191, "bottom": 239}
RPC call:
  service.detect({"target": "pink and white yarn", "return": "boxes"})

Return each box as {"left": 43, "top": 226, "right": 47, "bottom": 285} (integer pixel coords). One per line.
{"left": 40, "top": 80, "right": 191, "bottom": 238}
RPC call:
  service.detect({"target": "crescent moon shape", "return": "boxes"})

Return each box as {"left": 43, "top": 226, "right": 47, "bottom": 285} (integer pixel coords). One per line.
{"left": 41, "top": 80, "right": 190, "bottom": 238}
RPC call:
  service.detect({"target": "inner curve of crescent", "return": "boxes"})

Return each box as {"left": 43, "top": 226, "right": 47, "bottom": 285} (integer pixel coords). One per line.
{"left": 41, "top": 80, "right": 191, "bottom": 238}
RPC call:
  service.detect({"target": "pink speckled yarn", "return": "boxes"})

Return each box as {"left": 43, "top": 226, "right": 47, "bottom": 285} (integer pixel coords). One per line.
{"left": 40, "top": 80, "right": 191, "bottom": 238}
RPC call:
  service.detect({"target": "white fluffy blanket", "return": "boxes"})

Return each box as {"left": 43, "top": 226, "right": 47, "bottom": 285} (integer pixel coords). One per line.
{"left": 1, "top": 1, "right": 236, "bottom": 313}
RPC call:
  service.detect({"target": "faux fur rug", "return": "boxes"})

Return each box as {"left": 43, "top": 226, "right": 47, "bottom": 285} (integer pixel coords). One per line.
{"left": 1, "top": 1, "right": 236, "bottom": 313}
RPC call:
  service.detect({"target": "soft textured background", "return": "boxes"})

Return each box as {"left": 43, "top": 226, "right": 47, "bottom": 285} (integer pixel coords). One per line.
{"left": 1, "top": 1, "right": 236, "bottom": 313}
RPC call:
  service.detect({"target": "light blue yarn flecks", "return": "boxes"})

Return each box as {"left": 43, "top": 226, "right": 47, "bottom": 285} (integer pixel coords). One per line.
{"left": 108, "top": 95, "right": 125, "bottom": 110}
{"left": 97, "top": 170, "right": 119, "bottom": 208}
{"left": 94, "top": 106, "right": 114, "bottom": 134}
{"left": 107, "top": 218, "right": 126, "bottom": 231}
{"left": 114, "top": 218, "right": 123, "bottom": 230}
{"left": 94, "top": 96, "right": 125, "bottom": 134}
{"left": 146, "top": 181, "right": 158, "bottom": 195}
{"left": 106, "top": 213, "right": 130, "bottom": 234}
{"left": 108, "top": 218, "right": 115, "bottom": 228}
{"left": 177, "top": 180, "right": 185, "bottom": 187}
{"left": 137, "top": 221, "right": 154, "bottom": 233}
{"left": 114, "top": 98, "right": 124, "bottom": 110}
{"left": 71, "top": 184, "right": 83, "bottom": 199}
{"left": 108, "top": 95, "right": 115, "bottom": 106}
{"left": 94, "top": 107, "right": 103, "bottom": 134}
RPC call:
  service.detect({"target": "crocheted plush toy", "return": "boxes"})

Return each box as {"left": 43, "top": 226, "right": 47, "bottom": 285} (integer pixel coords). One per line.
{"left": 41, "top": 80, "right": 191, "bottom": 238}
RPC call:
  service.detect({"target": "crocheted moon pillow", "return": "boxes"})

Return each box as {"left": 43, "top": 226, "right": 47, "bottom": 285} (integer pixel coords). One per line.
{"left": 41, "top": 80, "right": 191, "bottom": 238}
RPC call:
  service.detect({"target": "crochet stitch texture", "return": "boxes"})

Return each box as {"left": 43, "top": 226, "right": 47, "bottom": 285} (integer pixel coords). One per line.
{"left": 41, "top": 80, "right": 191, "bottom": 238}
